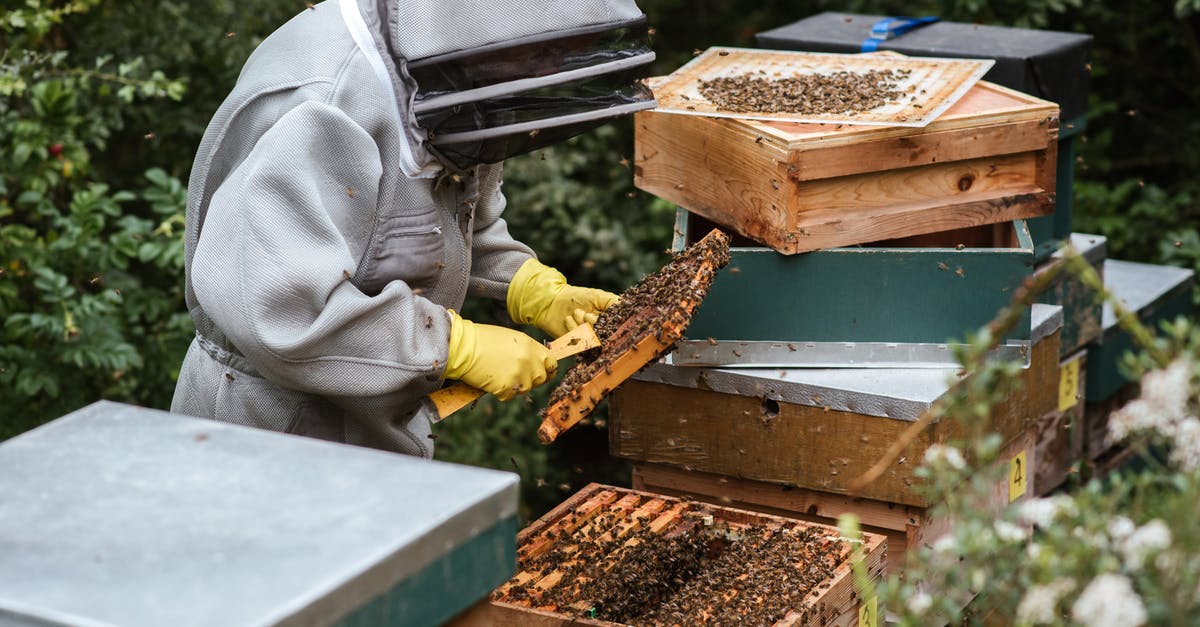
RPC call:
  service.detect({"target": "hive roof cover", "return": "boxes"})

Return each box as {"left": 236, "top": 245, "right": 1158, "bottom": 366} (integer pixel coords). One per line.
{"left": 0, "top": 401, "right": 518, "bottom": 627}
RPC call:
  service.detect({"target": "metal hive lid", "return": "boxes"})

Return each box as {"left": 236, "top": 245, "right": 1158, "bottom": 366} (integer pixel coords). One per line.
{"left": 0, "top": 402, "right": 517, "bottom": 627}
{"left": 635, "top": 304, "right": 1063, "bottom": 421}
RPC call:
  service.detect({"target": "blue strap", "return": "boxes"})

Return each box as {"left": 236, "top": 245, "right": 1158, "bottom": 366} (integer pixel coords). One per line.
{"left": 861, "top": 16, "right": 940, "bottom": 52}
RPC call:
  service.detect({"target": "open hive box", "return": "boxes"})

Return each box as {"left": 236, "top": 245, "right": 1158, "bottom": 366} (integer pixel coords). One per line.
{"left": 635, "top": 50, "right": 1059, "bottom": 254}
{"left": 483, "top": 484, "right": 886, "bottom": 627}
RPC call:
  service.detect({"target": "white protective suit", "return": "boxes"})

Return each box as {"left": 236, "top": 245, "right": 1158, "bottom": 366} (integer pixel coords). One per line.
{"left": 171, "top": 0, "right": 653, "bottom": 457}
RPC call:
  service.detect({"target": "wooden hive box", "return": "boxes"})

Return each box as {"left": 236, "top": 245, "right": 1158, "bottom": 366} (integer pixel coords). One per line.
{"left": 631, "top": 430, "right": 1031, "bottom": 578}
{"left": 635, "top": 78, "right": 1059, "bottom": 254}
{"left": 611, "top": 303, "right": 1062, "bottom": 509}
{"left": 454, "top": 484, "right": 887, "bottom": 627}
{"left": 672, "top": 210, "right": 1035, "bottom": 369}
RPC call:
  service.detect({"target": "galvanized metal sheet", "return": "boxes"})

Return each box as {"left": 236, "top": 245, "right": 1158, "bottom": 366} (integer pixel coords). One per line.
{"left": 650, "top": 46, "right": 994, "bottom": 127}
{"left": 667, "top": 339, "right": 1030, "bottom": 369}
{"left": 1031, "top": 303, "right": 1065, "bottom": 346}
{"left": 635, "top": 361, "right": 958, "bottom": 421}
{"left": 0, "top": 402, "right": 518, "bottom": 627}
{"left": 1056, "top": 233, "right": 1107, "bottom": 266}
{"left": 1099, "top": 260, "right": 1195, "bottom": 335}
{"left": 642, "top": 303, "right": 1062, "bottom": 420}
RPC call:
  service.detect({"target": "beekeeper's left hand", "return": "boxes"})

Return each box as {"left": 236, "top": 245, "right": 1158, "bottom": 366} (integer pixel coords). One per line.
{"left": 507, "top": 258, "right": 618, "bottom": 338}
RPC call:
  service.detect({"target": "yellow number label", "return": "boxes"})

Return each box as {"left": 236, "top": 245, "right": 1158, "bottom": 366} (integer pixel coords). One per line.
{"left": 858, "top": 595, "right": 877, "bottom": 627}
{"left": 1009, "top": 450, "right": 1028, "bottom": 502}
{"left": 1058, "top": 358, "right": 1081, "bottom": 413}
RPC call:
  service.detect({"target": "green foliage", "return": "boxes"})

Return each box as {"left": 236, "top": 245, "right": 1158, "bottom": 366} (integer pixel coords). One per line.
{"left": 1, "top": 1, "right": 192, "bottom": 435}
{"left": 861, "top": 266, "right": 1200, "bottom": 625}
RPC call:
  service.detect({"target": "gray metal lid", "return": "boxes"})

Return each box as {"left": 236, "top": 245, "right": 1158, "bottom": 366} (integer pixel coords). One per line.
{"left": 637, "top": 304, "right": 1063, "bottom": 421}
{"left": 1058, "top": 233, "right": 1107, "bottom": 265}
{"left": 0, "top": 402, "right": 518, "bottom": 627}
{"left": 1101, "top": 259, "right": 1195, "bottom": 332}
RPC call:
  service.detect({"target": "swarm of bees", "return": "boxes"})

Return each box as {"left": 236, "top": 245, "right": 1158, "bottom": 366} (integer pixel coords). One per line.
{"left": 497, "top": 492, "right": 849, "bottom": 625}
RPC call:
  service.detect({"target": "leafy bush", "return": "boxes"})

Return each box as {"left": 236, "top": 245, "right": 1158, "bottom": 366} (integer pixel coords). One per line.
{"left": 0, "top": 1, "right": 191, "bottom": 436}
{"left": 845, "top": 259, "right": 1200, "bottom": 625}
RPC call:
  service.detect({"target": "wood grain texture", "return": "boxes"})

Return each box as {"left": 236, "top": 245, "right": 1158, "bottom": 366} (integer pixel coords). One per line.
{"left": 1034, "top": 349, "right": 1087, "bottom": 494}
{"left": 633, "top": 431, "right": 1031, "bottom": 577}
{"left": 612, "top": 330, "right": 1058, "bottom": 507}
{"left": 634, "top": 78, "right": 1059, "bottom": 254}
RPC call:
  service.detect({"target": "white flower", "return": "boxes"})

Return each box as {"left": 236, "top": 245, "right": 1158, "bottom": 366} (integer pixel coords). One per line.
{"left": 1027, "top": 542, "right": 1043, "bottom": 559}
{"left": 932, "top": 534, "right": 958, "bottom": 554}
{"left": 907, "top": 592, "right": 933, "bottom": 614}
{"left": 1168, "top": 418, "right": 1200, "bottom": 471}
{"left": 1119, "top": 519, "right": 1172, "bottom": 570}
{"left": 924, "top": 444, "right": 967, "bottom": 470}
{"left": 994, "top": 519, "right": 1028, "bottom": 543}
{"left": 1016, "top": 579, "right": 1075, "bottom": 624}
{"left": 1071, "top": 573, "right": 1148, "bottom": 627}
{"left": 1016, "top": 496, "right": 1075, "bottom": 528}
{"left": 1107, "top": 516, "right": 1136, "bottom": 542}
{"left": 971, "top": 569, "right": 987, "bottom": 591}
{"left": 1109, "top": 358, "right": 1197, "bottom": 469}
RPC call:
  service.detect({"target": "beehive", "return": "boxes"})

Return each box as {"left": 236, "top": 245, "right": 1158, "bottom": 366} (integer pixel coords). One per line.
{"left": 632, "top": 429, "right": 1029, "bottom": 577}
{"left": 0, "top": 402, "right": 518, "bottom": 627}
{"left": 635, "top": 74, "right": 1058, "bottom": 254}
{"left": 465, "top": 484, "right": 886, "bottom": 627}
{"left": 671, "top": 210, "right": 1036, "bottom": 368}
{"left": 612, "top": 302, "right": 1062, "bottom": 509}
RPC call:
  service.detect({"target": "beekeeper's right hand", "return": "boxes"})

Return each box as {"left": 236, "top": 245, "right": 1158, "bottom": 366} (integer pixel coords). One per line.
{"left": 444, "top": 310, "right": 557, "bottom": 401}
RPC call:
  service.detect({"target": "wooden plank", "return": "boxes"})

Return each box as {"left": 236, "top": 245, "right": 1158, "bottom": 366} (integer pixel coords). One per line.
{"left": 634, "top": 108, "right": 788, "bottom": 245}
{"left": 790, "top": 118, "right": 1055, "bottom": 182}
{"left": 794, "top": 153, "right": 1041, "bottom": 213}
{"left": 634, "top": 433, "right": 1032, "bottom": 577}
{"left": 517, "top": 488, "right": 619, "bottom": 560}
{"left": 1035, "top": 349, "right": 1087, "bottom": 494}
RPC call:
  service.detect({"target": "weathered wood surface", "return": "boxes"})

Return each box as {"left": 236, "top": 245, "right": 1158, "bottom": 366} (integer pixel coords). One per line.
{"left": 1035, "top": 349, "right": 1087, "bottom": 494}
{"left": 635, "top": 79, "right": 1059, "bottom": 253}
{"left": 633, "top": 431, "right": 1032, "bottom": 576}
{"left": 611, "top": 330, "right": 1059, "bottom": 507}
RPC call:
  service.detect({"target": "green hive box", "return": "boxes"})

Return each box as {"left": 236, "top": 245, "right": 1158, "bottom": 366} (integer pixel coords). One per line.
{"left": 0, "top": 402, "right": 518, "bottom": 627}
{"left": 757, "top": 12, "right": 1092, "bottom": 262}
{"left": 675, "top": 209, "right": 1035, "bottom": 368}
{"left": 1035, "top": 233, "right": 1107, "bottom": 357}
{"left": 1085, "top": 259, "right": 1196, "bottom": 402}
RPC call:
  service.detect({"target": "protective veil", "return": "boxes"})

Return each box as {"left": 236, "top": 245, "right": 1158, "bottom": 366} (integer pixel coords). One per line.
{"left": 171, "top": 0, "right": 654, "bottom": 456}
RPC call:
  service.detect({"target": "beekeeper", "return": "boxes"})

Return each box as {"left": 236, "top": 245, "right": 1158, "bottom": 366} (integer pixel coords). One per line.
{"left": 171, "top": 0, "right": 656, "bottom": 457}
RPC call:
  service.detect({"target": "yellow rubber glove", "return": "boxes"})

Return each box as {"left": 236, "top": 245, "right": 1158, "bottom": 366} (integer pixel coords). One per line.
{"left": 506, "top": 258, "right": 619, "bottom": 338}
{"left": 443, "top": 310, "right": 556, "bottom": 401}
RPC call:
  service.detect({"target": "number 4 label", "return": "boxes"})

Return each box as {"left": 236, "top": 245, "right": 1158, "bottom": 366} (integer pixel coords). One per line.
{"left": 1009, "top": 450, "right": 1028, "bottom": 502}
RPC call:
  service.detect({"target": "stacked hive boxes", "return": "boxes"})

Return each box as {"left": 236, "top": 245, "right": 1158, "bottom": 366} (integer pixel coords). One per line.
{"left": 610, "top": 16, "right": 1111, "bottom": 583}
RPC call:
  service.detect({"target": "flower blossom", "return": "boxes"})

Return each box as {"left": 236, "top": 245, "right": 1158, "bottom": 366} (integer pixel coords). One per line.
{"left": 1071, "top": 573, "right": 1147, "bottom": 627}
